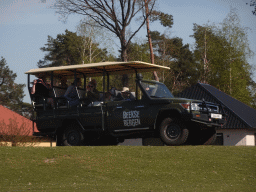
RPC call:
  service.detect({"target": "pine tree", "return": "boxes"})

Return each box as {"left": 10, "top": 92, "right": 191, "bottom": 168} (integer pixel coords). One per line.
{"left": 38, "top": 30, "right": 109, "bottom": 68}
{"left": 0, "top": 57, "right": 25, "bottom": 114}
{"left": 151, "top": 31, "right": 198, "bottom": 94}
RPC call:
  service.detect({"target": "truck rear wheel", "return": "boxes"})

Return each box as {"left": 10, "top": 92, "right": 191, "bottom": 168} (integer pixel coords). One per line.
{"left": 159, "top": 118, "right": 189, "bottom": 146}
{"left": 62, "top": 124, "right": 84, "bottom": 146}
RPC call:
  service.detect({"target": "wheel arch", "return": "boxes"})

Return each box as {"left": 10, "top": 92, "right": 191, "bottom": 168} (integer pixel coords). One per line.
{"left": 56, "top": 118, "right": 84, "bottom": 136}
{"left": 154, "top": 109, "right": 182, "bottom": 131}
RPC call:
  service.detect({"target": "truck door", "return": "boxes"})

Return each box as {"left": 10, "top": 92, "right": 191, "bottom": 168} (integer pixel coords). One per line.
{"left": 79, "top": 103, "right": 104, "bottom": 129}
{"left": 106, "top": 99, "right": 152, "bottom": 133}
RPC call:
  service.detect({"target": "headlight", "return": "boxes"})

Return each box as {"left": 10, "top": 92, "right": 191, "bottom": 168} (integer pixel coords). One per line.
{"left": 191, "top": 103, "right": 201, "bottom": 111}
{"left": 191, "top": 102, "right": 219, "bottom": 113}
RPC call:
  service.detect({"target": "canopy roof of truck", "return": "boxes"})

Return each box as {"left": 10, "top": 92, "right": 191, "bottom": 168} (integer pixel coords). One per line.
{"left": 25, "top": 61, "right": 170, "bottom": 77}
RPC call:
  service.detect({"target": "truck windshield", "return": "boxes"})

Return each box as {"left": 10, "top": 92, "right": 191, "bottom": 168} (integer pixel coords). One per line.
{"left": 141, "top": 81, "right": 174, "bottom": 98}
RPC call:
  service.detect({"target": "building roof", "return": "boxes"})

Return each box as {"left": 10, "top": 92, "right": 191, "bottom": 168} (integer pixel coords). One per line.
{"left": 176, "top": 83, "right": 256, "bottom": 129}
{"left": 0, "top": 105, "right": 37, "bottom": 136}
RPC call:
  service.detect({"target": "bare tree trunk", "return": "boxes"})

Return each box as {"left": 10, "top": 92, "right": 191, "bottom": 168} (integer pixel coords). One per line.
{"left": 120, "top": 35, "right": 129, "bottom": 87}
{"left": 144, "top": 0, "right": 159, "bottom": 81}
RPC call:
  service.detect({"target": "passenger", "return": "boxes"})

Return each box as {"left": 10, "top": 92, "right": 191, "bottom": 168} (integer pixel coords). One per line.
{"left": 31, "top": 74, "right": 54, "bottom": 108}
{"left": 109, "top": 87, "right": 117, "bottom": 98}
{"left": 31, "top": 74, "right": 51, "bottom": 96}
{"left": 60, "top": 76, "right": 68, "bottom": 88}
{"left": 86, "top": 80, "right": 100, "bottom": 102}
{"left": 104, "top": 92, "right": 113, "bottom": 102}
{"left": 116, "top": 87, "right": 134, "bottom": 101}
{"left": 64, "top": 78, "right": 81, "bottom": 107}
{"left": 121, "top": 87, "right": 131, "bottom": 100}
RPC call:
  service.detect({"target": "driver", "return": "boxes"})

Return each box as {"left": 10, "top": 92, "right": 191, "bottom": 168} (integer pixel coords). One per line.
{"left": 121, "top": 87, "right": 130, "bottom": 100}
{"left": 117, "top": 87, "right": 135, "bottom": 100}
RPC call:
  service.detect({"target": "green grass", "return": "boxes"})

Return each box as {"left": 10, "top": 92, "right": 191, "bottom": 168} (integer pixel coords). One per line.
{"left": 0, "top": 146, "right": 255, "bottom": 191}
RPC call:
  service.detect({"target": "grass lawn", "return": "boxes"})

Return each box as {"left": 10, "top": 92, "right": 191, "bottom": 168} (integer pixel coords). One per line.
{"left": 0, "top": 146, "right": 255, "bottom": 191}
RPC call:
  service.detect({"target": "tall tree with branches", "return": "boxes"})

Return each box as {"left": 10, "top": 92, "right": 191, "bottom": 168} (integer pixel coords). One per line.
{"left": 143, "top": 0, "right": 173, "bottom": 81}
{"left": 76, "top": 18, "right": 114, "bottom": 64}
{"left": 246, "top": 0, "right": 256, "bottom": 15}
{"left": 55, "top": 0, "right": 156, "bottom": 86}
{"left": 192, "top": 12, "right": 254, "bottom": 106}
{"left": 0, "top": 57, "right": 25, "bottom": 114}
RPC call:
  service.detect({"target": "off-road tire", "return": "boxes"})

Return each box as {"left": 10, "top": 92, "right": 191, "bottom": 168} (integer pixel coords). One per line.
{"left": 62, "top": 124, "right": 84, "bottom": 146}
{"left": 159, "top": 118, "right": 189, "bottom": 146}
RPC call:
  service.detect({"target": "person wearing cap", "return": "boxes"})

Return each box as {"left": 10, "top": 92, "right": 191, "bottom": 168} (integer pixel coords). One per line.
{"left": 121, "top": 87, "right": 130, "bottom": 100}
{"left": 116, "top": 87, "right": 135, "bottom": 101}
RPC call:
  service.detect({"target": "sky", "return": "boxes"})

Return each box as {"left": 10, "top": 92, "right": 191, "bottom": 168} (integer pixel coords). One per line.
{"left": 0, "top": 0, "right": 255, "bottom": 104}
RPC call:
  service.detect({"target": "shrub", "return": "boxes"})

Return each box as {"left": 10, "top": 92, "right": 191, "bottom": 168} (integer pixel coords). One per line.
{"left": 0, "top": 117, "right": 41, "bottom": 146}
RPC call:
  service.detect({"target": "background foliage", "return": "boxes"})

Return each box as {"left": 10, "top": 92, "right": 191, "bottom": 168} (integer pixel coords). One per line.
{"left": 0, "top": 57, "right": 31, "bottom": 115}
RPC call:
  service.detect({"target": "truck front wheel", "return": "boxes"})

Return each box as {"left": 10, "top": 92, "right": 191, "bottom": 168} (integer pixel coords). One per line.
{"left": 62, "top": 125, "right": 84, "bottom": 146}
{"left": 159, "top": 118, "right": 189, "bottom": 146}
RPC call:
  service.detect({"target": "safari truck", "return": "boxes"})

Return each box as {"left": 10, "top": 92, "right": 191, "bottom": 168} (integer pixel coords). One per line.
{"left": 25, "top": 61, "right": 225, "bottom": 146}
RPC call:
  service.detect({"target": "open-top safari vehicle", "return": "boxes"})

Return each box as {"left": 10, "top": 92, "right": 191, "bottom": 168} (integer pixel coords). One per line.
{"left": 25, "top": 61, "right": 225, "bottom": 146}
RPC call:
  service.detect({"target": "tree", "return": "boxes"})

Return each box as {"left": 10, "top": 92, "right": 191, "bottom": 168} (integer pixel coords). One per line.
{"left": 220, "top": 9, "right": 254, "bottom": 105}
{"left": 38, "top": 30, "right": 109, "bottom": 68}
{"left": 55, "top": 0, "right": 156, "bottom": 86}
{"left": 76, "top": 18, "right": 114, "bottom": 64}
{"left": 0, "top": 57, "right": 25, "bottom": 114}
{"left": 191, "top": 24, "right": 222, "bottom": 84}
{"left": 143, "top": 0, "right": 173, "bottom": 81}
{"left": 246, "top": 0, "right": 256, "bottom": 15}
{"left": 191, "top": 12, "right": 254, "bottom": 106}
{"left": 38, "top": 30, "right": 83, "bottom": 67}
{"left": 126, "top": 41, "right": 151, "bottom": 62}
{"left": 151, "top": 31, "right": 198, "bottom": 94}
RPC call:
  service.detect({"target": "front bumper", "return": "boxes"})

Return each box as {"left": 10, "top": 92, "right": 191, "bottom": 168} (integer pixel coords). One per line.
{"left": 191, "top": 113, "right": 225, "bottom": 127}
{"left": 182, "top": 113, "right": 225, "bottom": 127}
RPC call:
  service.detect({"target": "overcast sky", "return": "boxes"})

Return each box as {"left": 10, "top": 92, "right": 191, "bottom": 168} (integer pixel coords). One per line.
{"left": 0, "top": 0, "right": 255, "bottom": 103}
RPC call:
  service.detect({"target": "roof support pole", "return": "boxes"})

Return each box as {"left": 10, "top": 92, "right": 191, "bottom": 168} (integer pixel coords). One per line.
{"left": 135, "top": 70, "right": 138, "bottom": 100}
{"left": 50, "top": 72, "right": 53, "bottom": 88}
{"left": 103, "top": 67, "right": 106, "bottom": 101}
{"left": 102, "top": 67, "right": 106, "bottom": 131}
{"left": 107, "top": 72, "right": 110, "bottom": 92}
{"left": 27, "top": 74, "right": 30, "bottom": 90}
{"left": 83, "top": 74, "right": 86, "bottom": 90}
{"left": 74, "top": 70, "right": 77, "bottom": 86}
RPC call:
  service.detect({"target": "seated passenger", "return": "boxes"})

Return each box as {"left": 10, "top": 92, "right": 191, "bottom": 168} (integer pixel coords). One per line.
{"left": 31, "top": 74, "right": 51, "bottom": 96}
{"left": 116, "top": 87, "right": 135, "bottom": 101}
{"left": 104, "top": 91, "right": 113, "bottom": 102}
{"left": 64, "top": 78, "right": 81, "bottom": 107}
{"left": 31, "top": 74, "right": 54, "bottom": 108}
{"left": 60, "top": 76, "right": 68, "bottom": 88}
{"left": 109, "top": 87, "right": 117, "bottom": 98}
{"left": 86, "top": 80, "right": 100, "bottom": 102}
